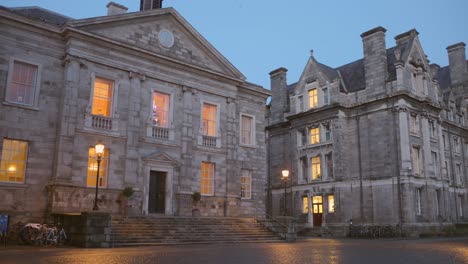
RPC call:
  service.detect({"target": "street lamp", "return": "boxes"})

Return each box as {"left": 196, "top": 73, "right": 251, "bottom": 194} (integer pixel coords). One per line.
{"left": 282, "top": 170, "right": 289, "bottom": 216}
{"left": 93, "top": 142, "right": 105, "bottom": 211}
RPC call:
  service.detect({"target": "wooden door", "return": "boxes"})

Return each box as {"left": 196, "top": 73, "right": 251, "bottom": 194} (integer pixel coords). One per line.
{"left": 148, "top": 171, "right": 166, "bottom": 214}
{"left": 312, "top": 195, "right": 323, "bottom": 227}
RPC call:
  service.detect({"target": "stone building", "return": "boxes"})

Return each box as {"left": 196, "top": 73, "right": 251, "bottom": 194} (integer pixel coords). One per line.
{"left": 267, "top": 27, "right": 468, "bottom": 234}
{"left": 0, "top": 1, "right": 270, "bottom": 222}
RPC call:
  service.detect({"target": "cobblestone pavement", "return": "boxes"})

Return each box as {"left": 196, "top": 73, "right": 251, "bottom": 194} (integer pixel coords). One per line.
{"left": 1, "top": 237, "right": 467, "bottom": 264}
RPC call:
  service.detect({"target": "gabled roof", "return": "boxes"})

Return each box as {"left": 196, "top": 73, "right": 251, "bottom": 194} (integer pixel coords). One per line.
{"left": 4, "top": 6, "right": 73, "bottom": 25}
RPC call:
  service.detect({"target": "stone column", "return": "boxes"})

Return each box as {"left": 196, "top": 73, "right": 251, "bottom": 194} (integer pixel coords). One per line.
{"left": 53, "top": 55, "right": 81, "bottom": 185}
{"left": 180, "top": 86, "right": 194, "bottom": 192}
{"left": 308, "top": 193, "right": 313, "bottom": 227}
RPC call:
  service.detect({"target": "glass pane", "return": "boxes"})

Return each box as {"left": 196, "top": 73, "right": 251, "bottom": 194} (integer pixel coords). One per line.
{"left": 202, "top": 104, "right": 217, "bottom": 136}
{"left": 0, "top": 139, "right": 28, "bottom": 183}
{"left": 153, "top": 92, "right": 170, "bottom": 127}
{"left": 92, "top": 78, "right": 113, "bottom": 117}
{"left": 328, "top": 195, "right": 335, "bottom": 213}
{"left": 7, "top": 61, "right": 37, "bottom": 105}
{"left": 241, "top": 115, "right": 253, "bottom": 145}
{"left": 302, "top": 197, "right": 309, "bottom": 213}
{"left": 87, "top": 147, "right": 108, "bottom": 187}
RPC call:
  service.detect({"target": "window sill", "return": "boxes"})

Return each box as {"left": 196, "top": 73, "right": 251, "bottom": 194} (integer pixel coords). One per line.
{"left": 240, "top": 144, "right": 257, "bottom": 149}
{"left": 201, "top": 194, "right": 214, "bottom": 197}
{"left": 430, "top": 138, "right": 438, "bottom": 143}
{"left": 0, "top": 182, "right": 28, "bottom": 188}
{"left": 2, "top": 101, "right": 39, "bottom": 111}
{"left": 241, "top": 197, "right": 252, "bottom": 200}
{"left": 410, "top": 132, "right": 420, "bottom": 138}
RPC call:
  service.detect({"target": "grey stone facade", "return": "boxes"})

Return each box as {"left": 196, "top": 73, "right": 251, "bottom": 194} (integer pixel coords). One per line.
{"left": 0, "top": 4, "right": 270, "bottom": 223}
{"left": 267, "top": 27, "right": 468, "bottom": 234}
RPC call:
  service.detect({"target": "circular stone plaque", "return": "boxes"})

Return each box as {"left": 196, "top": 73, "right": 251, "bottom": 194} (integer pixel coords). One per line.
{"left": 159, "top": 30, "right": 174, "bottom": 48}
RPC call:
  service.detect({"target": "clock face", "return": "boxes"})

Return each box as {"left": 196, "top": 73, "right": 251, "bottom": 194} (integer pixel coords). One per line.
{"left": 159, "top": 30, "right": 174, "bottom": 48}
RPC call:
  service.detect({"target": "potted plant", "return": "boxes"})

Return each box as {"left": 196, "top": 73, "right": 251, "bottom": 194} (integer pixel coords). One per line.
{"left": 121, "top": 187, "right": 134, "bottom": 217}
{"left": 191, "top": 192, "right": 201, "bottom": 217}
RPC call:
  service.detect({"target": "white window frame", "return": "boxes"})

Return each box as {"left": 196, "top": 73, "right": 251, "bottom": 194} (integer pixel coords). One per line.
{"left": 200, "top": 161, "right": 215, "bottom": 196}
{"left": 0, "top": 138, "right": 28, "bottom": 184}
{"left": 240, "top": 113, "right": 256, "bottom": 147}
{"left": 151, "top": 90, "right": 173, "bottom": 128}
{"left": 200, "top": 101, "right": 220, "bottom": 137}
{"left": 4, "top": 57, "right": 42, "bottom": 109}
{"left": 89, "top": 75, "right": 118, "bottom": 118}
{"left": 240, "top": 169, "right": 252, "bottom": 199}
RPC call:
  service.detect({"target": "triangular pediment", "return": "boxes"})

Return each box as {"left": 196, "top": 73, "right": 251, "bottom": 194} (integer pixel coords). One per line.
{"left": 67, "top": 8, "right": 245, "bottom": 80}
{"left": 143, "top": 151, "right": 179, "bottom": 165}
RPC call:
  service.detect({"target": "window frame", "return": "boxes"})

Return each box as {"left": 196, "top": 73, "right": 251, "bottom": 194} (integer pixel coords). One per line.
{"left": 152, "top": 90, "right": 172, "bottom": 128}
{"left": 311, "top": 156, "right": 321, "bottom": 180}
{"left": 322, "top": 87, "right": 329, "bottom": 105}
{"left": 4, "top": 57, "right": 42, "bottom": 109}
{"left": 200, "top": 161, "right": 215, "bottom": 196}
{"left": 240, "top": 113, "right": 256, "bottom": 147}
{"left": 309, "top": 127, "right": 320, "bottom": 145}
{"left": 0, "top": 138, "right": 28, "bottom": 184}
{"left": 86, "top": 146, "right": 110, "bottom": 188}
{"left": 412, "top": 146, "right": 421, "bottom": 176}
{"left": 431, "top": 151, "right": 438, "bottom": 177}
{"left": 89, "top": 74, "right": 118, "bottom": 118}
{"left": 302, "top": 196, "right": 309, "bottom": 214}
{"left": 201, "top": 101, "right": 220, "bottom": 137}
{"left": 410, "top": 114, "right": 419, "bottom": 134}
{"left": 240, "top": 169, "right": 252, "bottom": 199}
{"left": 308, "top": 88, "right": 318, "bottom": 109}
{"left": 328, "top": 194, "right": 335, "bottom": 213}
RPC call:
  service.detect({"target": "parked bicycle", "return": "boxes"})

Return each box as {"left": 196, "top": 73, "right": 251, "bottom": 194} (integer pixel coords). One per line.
{"left": 18, "top": 223, "right": 67, "bottom": 246}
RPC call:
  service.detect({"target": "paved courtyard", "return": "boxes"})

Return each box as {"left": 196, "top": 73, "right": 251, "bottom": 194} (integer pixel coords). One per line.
{"left": 1, "top": 237, "right": 468, "bottom": 264}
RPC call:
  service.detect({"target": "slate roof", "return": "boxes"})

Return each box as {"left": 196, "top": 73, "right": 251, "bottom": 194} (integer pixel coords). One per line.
{"left": 3, "top": 6, "right": 73, "bottom": 25}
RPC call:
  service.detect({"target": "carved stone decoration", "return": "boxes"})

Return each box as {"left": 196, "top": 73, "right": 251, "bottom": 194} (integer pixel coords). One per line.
{"left": 393, "top": 106, "right": 409, "bottom": 113}
{"left": 226, "top": 97, "right": 234, "bottom": 104}
{"left": 394, "top": 48, "right": 401, "bottom": 61}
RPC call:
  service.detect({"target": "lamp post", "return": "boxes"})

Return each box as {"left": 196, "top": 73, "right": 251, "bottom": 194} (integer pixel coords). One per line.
{"left": 93, "top": 142, "right": 105, "bottom": 211}
{"left": 281, "top": 169, "right": 289, "bottom": 216}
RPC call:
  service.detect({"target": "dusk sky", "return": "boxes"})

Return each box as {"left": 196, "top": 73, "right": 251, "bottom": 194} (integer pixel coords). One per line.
{"left": 1, "top": 0, "right": 467, "bottom": 89}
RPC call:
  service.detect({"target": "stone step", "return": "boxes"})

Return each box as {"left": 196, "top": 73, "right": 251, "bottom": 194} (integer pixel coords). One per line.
{"left": 112, "top": 239, "right": 282, "bottom": 247}
{"left": 111, "top": 216, "right": 282, "bottom": 247}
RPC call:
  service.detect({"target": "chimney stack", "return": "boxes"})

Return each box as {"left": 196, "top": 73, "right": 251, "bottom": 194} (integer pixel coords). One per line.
{"left": 106, "top": 2, "right": 128, "bottom": 16}
{"left": 447, "top": 42, "right": 467, "bottom": 85}
{"left": 361, "top": 26, "right": 388, "bottom": 96}
{"left": 140, "top": 0, "right": 163, "bottom": 11}
{"left": 269, "top": 68, "right": 288, "bottom": 124}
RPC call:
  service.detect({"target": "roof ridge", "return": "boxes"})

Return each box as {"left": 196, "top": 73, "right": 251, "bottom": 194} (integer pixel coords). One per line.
{"left": 10, "top": 6, "right": 74, "bottom": 19}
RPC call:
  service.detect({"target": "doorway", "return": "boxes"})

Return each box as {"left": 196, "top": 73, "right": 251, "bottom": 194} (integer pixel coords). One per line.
{"left": 148, "top": 171, "right": 166, "bottom": 214}
{"left": 312, "top": 195, "right": 323, "bottom": 227}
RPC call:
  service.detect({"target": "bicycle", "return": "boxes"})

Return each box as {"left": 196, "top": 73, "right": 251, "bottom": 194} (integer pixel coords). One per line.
{"left": 44, "top": 225, "right": 67, "bottom": 246}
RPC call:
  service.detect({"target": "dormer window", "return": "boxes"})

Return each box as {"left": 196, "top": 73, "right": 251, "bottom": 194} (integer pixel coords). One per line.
{"left": 308, "top": 89, "right": 318, "bottom": 108}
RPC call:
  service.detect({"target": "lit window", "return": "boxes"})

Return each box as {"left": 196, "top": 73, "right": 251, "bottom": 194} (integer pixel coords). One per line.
{"left": 240, "top": 170, "right": 252, "bottom": 199}
{"left": 308, "top": 89, "right": 318, "bottom": 108}
{"left": 6, "top": 61, "right": 38, "bottom": 106}
{"left": 92, "top": 77, "right": 113, "bottom": 117}
{"left": 202, "top": 103, "right": 217, "bottom": 136}
{"left": 412, "top": 146, "right": 420, "bottom": 175}
{"left": 87, "top": 147, "right": 109, "bottom": 188}
{"left": 0, "top": 139, "right": 28, "bottom": 183}
{"left": 328, "top": 195, "right": 335, "bottom": 213}
{"left": 416, "top": 188, "right": 422, "bottom": 216}
{"left": 309, "top": 127, "right": 320, "bottom": 144}
{"left": 431, "top": 152, "right": 438, "bottom": 176}
{"left": 201, "top": 162, "right": 214, "bottom": 195}
{"left": 311, "top": 156, "right": 321, "bottom": 180}
{"left": 312, "top": 196, "right": 323, "bottom": 214}
{"left": 152, "top": 92, "right": 170, "bottom": 127}
{"left": 302, "top": 196, "right": 309, "bottom": 214}
{"left": 241, "top": 115, "right": 254, "bottom": 145}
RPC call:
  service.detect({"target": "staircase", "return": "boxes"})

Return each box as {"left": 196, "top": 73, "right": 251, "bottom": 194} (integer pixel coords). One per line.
{"left": 111, "top": 216, "right": 283, "bottom": 247}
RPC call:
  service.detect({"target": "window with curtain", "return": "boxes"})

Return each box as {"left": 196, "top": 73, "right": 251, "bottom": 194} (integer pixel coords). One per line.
{"left": 153, "top": 92, "right": 170, "bottom": 127}
{"left": 6, "top": 61, "right": 38, "bottom": 106}
{"left": 92, "top": 77, "right": 114, "bottom": 117}
{"left": 0, "top": 139, "right": 28, "bottom": 183}
{"left": 202, "top": 103, "right": 217, "bottom": 136}
{"left": 201, "top": 162, "right": 214, "bottom": 195}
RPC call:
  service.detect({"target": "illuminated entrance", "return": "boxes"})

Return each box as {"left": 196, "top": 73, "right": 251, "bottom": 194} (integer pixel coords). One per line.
{"left": 312, "top": 196, "right": 323, "bottom": 227}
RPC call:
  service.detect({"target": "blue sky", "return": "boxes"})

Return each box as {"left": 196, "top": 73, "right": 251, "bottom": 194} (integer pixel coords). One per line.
{"left": 1, "top": 0, "right": 467, "bottom": 89}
